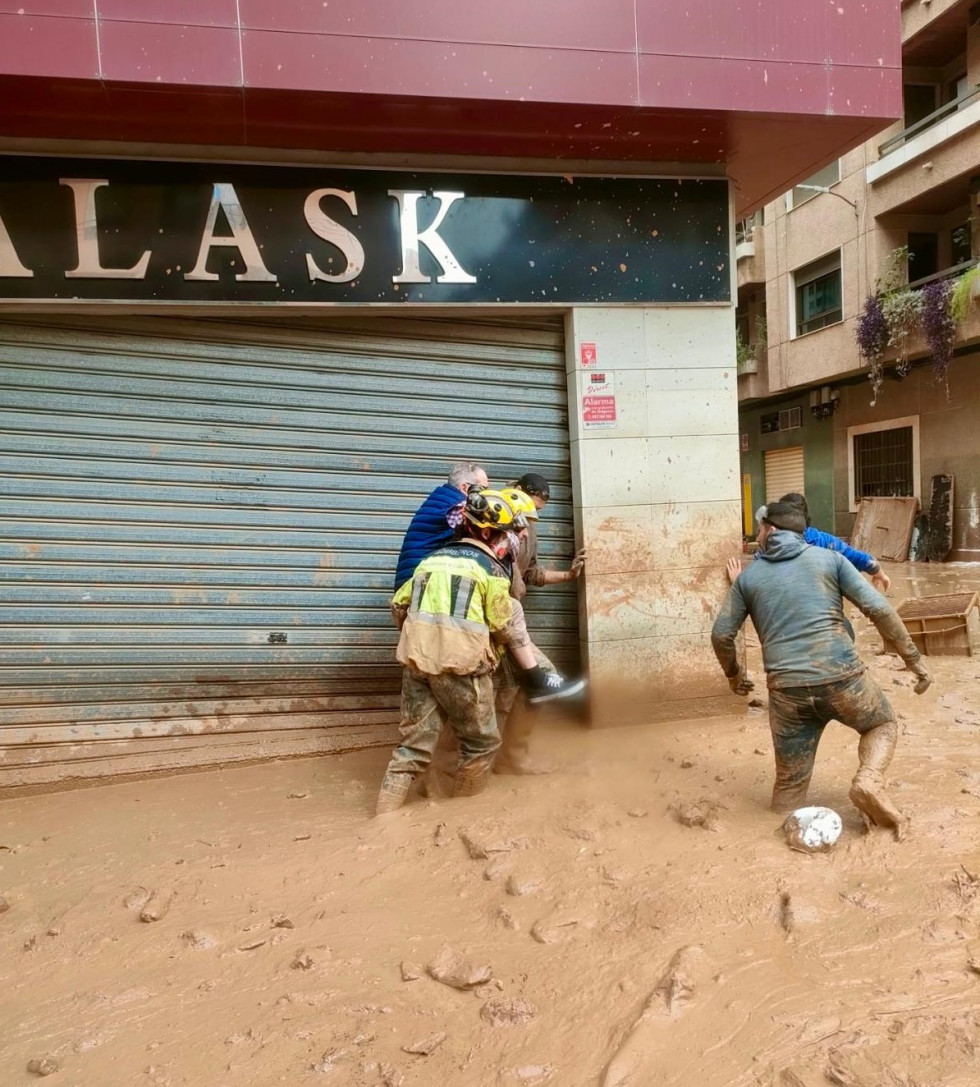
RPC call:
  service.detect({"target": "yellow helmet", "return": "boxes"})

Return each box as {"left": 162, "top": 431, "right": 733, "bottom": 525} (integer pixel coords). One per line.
{"left": 463, "top": 489, "right": 527, "bottom": 531}
{"left": 500, "top": 487, "right": 539, "bottom": 521}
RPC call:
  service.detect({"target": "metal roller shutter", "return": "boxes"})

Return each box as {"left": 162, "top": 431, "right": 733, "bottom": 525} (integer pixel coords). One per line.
{"left": 0, "top": 314, "right": 578, "bottom": 788}
{"left": 764, "top": 446, "right": 805, "bottom": 504}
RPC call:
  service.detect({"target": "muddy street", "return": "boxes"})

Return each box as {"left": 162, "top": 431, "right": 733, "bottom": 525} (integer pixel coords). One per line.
{"left": 2, "top": 570, "right": 980, "bottom": 1087}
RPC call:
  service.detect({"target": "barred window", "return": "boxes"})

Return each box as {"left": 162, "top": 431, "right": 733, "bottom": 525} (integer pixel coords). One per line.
{"left": 847, "top": 415, "right": 920, "bottom": 511}
{"left": 853, "top": 426, "right": 914, "bottom": 501}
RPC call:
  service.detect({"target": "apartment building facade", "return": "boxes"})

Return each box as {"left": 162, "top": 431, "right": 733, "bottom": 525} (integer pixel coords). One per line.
{"left": 737, "top": 0, "right": 980, "bottom": 560}
{"left": 0, "top": 2, "right": 903, "bottom": 786}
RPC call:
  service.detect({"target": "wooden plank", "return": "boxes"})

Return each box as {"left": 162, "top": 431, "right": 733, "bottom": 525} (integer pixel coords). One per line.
{"left": 850, "top": 497, "right": 918, "bottom": 561}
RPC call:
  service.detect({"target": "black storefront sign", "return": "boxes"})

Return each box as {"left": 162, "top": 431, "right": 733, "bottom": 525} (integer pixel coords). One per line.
{"left": 0, "top": 158, "right": 729, "bottom": 305}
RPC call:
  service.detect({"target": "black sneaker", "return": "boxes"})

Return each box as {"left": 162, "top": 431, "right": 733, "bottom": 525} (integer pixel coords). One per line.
{"left": 525, "top": 672, "right": 587, "bottom": 705}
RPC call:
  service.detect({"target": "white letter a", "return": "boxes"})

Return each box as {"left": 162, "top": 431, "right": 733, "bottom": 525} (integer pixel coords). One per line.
{"left": 185, "top": 183, "right": 277, "bottom": 283}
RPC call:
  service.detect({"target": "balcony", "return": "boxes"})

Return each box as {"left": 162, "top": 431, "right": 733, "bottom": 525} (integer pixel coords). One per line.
{"left": 869, "top": 0, "right": 979, "bottom": 214}
{"left": 866, "top": 87, "right": 980, "bottom": 215}
{"left": 873, "top": 85, "right": 980, "bottom": 168}
{"left": 876, "top": 259, "right": 980, "bottom": 373}
{"left": 908, "top": 256, "right": 980, "bottom": 291}
{"left": 735, "top": 214, "right": 766, "bottom": 289}
{"left": 735, "top": 297, "right": 768, "bottom": 402}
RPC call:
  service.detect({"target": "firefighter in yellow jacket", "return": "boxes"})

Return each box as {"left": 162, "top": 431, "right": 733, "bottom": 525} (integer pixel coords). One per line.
{"left": 376, "top": 490, "right": 532, "bottom": 814}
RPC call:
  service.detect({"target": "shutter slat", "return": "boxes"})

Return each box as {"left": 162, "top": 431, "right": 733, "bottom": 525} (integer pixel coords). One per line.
{"left": 764, "top": 446, "right": 805, "bottom": 503}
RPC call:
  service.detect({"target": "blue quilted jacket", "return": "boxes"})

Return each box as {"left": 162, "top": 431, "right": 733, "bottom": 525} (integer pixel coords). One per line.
{"left": 394, "top": 484, "right": 465, "bottom": 591}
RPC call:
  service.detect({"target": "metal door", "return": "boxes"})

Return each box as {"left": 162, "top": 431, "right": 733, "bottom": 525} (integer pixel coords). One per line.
{"left": 0, "top": 314, "right": 577, "bottom": 787}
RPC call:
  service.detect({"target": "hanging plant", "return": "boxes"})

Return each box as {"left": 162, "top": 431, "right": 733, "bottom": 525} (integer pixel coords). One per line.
{"left": 754, "top": 313, "right": 768, "bottom": 354}
{"left": 854, "top": 292, "right": 888, "bottom": 404}
{"left": 920, "top": 278, "right": 956, "bottom": 395}
{"left": 882, "top": 288, "right": 922, "bottom": 377}
{"left": 950, "top": 265, "right": 980, "bottom": 324}
{"left": 877, "top": 245, "right": 910, "bottom": 295}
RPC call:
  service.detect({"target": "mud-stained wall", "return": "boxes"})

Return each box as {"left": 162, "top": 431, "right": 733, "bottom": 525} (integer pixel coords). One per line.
{"left": 832, "top": 349, "right": 980, "bottom": 561}
{"left": 565, "top": 307, "right": 744, "bottom": 725}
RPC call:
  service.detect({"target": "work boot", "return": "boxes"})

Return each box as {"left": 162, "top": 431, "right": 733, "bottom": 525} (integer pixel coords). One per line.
{"left": 375, "top": 771, "right": 413, "bottom": 815}
{"left": 849, "top": 722, "right": 908, "bottom": 840}
{"left": 453, "top": 764, "right": 493, "bottom": 798}
{"left": 520, "top": 667, "right": 587, "bottom": 706}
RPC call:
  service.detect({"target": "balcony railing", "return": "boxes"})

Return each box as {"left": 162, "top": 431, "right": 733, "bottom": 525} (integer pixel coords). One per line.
{"left": 908, "top": 257, "right": 980, "bottom": 291}
{"left": 735, "top": 210, "right": 764, "bottom": 246}
{"left": 879, "top": 85, "right": 980, "bottom": 157}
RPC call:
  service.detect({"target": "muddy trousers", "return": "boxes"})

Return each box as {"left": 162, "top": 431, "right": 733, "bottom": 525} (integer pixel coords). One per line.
{"left": 424, "top": 647, "right": 557, "bottom": 794}
{"left": 376, "top": 669, "right": 501, "bottom": 813}
{"left": 492, "top": 648, "right": 556, "bottom": 773}
{"left": 767, "top": 672, "right": 904, "bottom": 832}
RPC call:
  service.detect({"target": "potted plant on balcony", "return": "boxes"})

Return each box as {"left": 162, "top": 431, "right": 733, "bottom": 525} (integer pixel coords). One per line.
{"left": 951, "top": 264, "right": 980, "bottom": 323}
{"left": 736, "top": 328, "right": 758, "bottom": 374}
{"left": 883, "top": 286, "right": 922, "bottom": 377}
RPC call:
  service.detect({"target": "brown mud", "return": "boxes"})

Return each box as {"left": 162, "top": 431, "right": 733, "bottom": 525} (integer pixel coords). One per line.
{"left": 2, "top": 565, "right": 980, "bottom": 1086}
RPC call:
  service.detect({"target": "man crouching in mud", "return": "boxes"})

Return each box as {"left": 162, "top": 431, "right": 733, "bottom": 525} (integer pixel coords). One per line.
{"left": 710, "top": 500, "right": 933, "bottom": 839}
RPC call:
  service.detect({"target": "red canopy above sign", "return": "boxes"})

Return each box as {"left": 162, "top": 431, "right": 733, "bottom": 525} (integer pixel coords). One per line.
{"left": 0, "top": 1, "right": 901, "bottom": 215}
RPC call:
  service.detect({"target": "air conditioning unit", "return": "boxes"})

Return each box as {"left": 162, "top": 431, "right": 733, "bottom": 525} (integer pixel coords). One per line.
{"left": 778, "top": 407, "right": 803, "bottom": 430}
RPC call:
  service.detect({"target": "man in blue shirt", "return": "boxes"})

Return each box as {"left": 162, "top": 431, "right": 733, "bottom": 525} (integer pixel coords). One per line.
{"left": 712, "top": 500, "right": 932, "bottom": 841}
{"left": 728, "top": 492, "right": 890, "bottom": 593}
{"left": 781, "top": 491, "right": 890, "bottom": 592}
{"left": 394, "top": 461, "right": 488, "bottom": 591}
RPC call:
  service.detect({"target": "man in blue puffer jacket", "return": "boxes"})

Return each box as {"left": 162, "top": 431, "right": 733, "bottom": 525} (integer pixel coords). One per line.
{"left": 394, "top": 461, "right": 488, "bottom": 591}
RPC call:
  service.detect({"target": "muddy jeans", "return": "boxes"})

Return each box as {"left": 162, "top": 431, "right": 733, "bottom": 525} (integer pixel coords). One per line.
{"left": 768, "top": 670, "right": 895, "bottom": 810}
{"left": 385, "top": 668, "right": 501, "bottom": 782}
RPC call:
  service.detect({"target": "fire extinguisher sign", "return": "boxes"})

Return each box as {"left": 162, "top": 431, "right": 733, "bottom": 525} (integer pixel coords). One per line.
{"left": 579, "top": 341, "right": 597, "bottom": 368}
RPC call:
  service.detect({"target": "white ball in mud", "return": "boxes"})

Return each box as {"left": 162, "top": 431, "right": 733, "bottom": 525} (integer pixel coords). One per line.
{"left": 782, "top": 806, "right": 843, "bottom": 853}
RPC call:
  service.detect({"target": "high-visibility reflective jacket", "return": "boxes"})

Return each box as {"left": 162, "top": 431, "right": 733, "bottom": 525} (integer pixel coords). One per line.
{"left": 392, "top": 540, "right": 515, "bottom": 676}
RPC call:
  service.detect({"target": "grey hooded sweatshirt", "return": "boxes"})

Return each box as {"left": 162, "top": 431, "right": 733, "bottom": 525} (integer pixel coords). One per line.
{"left": 711, "top": 530, "right": 921, "bottom": 690}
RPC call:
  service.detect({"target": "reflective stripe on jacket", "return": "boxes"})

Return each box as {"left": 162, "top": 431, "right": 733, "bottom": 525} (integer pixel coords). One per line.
{"left": 392, "top": 541, "right": 515, "bottom": 676}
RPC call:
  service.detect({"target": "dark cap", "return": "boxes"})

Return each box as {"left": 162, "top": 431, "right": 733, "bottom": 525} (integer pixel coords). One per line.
{"left": 515, "top": 472, "right": 550, "bottom": 500}
{"left": 762, "top": 500, "right": 807, "bottom": 534}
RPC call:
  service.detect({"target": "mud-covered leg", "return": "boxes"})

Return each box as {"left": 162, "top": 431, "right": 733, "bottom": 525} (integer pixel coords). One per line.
{"left": 768, "top": 689, "right": 822, "bottom": 813}
{"left": 850, "top": 721, "right": 908, "bottom": 840}
{"left": 376, "top": 670, "right": 445, "bottom": 815}
{"left": 418, "top": 725, "right": 460, "bottom": 797}
{"left": 430, "top": 673, "right": 501, "bottom": 798}
{"left": 494, "top": 649, "right": 557, "bottom": 776}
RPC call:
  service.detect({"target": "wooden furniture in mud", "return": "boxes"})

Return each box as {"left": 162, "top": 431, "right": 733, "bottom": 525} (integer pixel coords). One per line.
{"left": 851, "top": 496, "right": 919, "bottom": 562}
{"left": 894, "top": 592, "right": 979, "bottom": 657}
